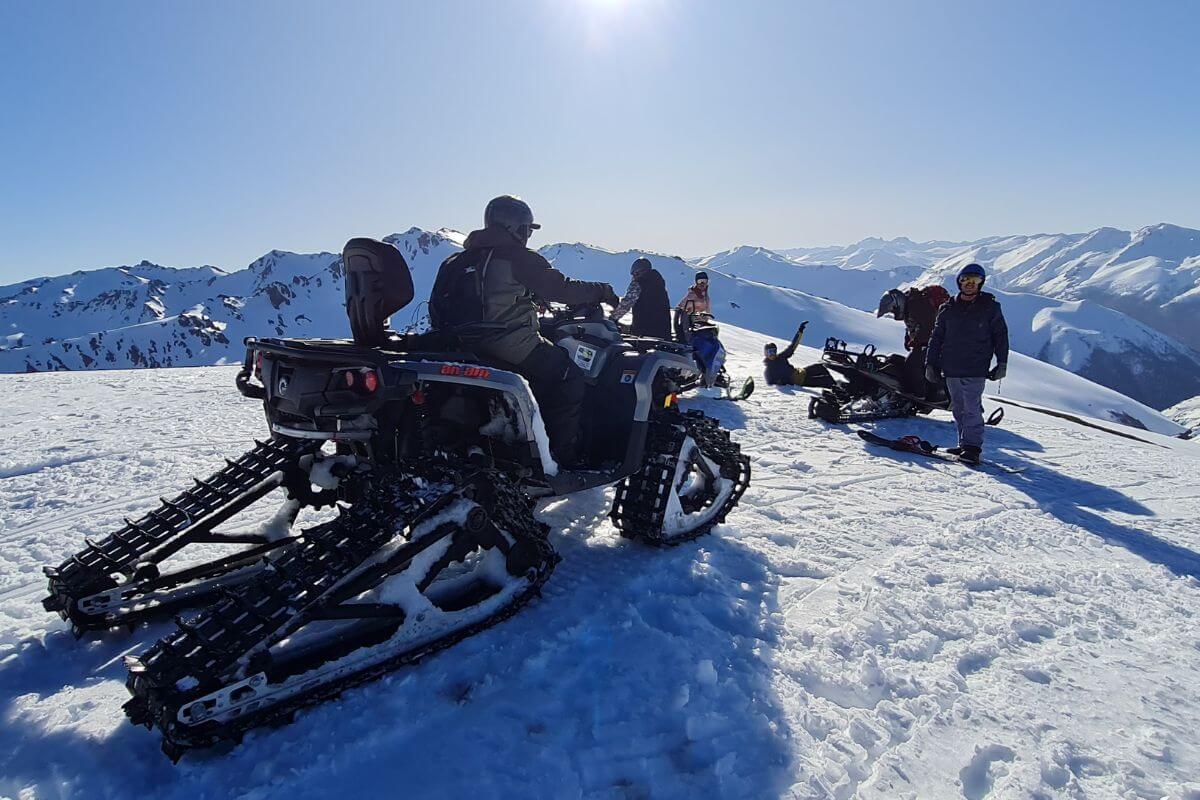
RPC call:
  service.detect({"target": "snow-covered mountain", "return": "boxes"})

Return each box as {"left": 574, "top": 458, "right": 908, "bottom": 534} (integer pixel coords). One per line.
{"left": 691, "top": 246, "right": 925, "bottom": 310}
{"left": 779, "top": 226, "right": 1200, "bottom": 358}
{"left": 0, "top": 229, "right": 463, "bottom": 371}
{"left": 778, "top": 236, "right": 976, "bottom": 271}
{"left": 0, "top": 229, "right": 1187, "bottom": 433}
{"left": 2, "top": 337, "right": 1198, "bottom": 797}
{"left": 911, "top": 224, "right": 1200, "bottom": 352}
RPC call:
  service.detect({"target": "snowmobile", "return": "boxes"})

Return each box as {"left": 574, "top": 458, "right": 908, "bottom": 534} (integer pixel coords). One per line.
{"left": 40, "top": 238, "right": 750, "bottom": 760}
{"left": 673, "top": 306, "right": 754, "bottom": 402}
{"left": 809, "top": 338, "right": 1003, "bottom": 426}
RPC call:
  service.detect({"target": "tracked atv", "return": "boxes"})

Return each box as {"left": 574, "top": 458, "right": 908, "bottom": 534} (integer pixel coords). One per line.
{"left": 41, "top": 238, "right": 750, "bottom": 760}
{"left": 809, "top": 337, "right": 1003, "bottom": 427}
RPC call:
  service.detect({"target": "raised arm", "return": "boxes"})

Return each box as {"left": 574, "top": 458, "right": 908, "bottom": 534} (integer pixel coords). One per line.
{"left": 779, "top": 321, "right": 808, "bottom": 360}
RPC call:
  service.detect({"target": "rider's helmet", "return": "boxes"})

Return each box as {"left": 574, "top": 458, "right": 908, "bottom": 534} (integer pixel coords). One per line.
{"left": 764, "top": 342, "right": 778, "bottom": 358}
{"left": 631, "top": 257, "right": 652, "bottom": 275}
{"left": 876, "top": 288, "right": 906, "bottom": 320}
{"left": 484, "top": 195, "right": 540, "bottom": 245}
{"left": 956, "top": 262, "right": 986, "bottom": 290}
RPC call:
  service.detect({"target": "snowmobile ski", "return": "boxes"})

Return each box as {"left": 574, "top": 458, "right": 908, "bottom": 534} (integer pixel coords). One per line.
{"left": 728, "top": 376, "right": 755, "bottom": 401}
{"left": 855, "top": 430, "right": 1026, "bottom": 474}
{"left": 988, "top": 397, "right": 1167, "bottom": 448}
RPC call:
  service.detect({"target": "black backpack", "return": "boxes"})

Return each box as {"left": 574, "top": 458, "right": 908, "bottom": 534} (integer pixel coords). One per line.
{"left": 429, "top": 248, "right": 494, "bottom": 330}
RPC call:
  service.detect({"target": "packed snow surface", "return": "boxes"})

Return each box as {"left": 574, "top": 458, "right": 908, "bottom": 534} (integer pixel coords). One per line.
{"left": 2, "top": 327, "right": 1199, "bottom": 798}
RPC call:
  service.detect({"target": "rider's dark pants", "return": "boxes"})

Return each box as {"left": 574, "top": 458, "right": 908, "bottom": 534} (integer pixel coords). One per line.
{"left": 513, "top": 341, "right": 586, "bottom": 466}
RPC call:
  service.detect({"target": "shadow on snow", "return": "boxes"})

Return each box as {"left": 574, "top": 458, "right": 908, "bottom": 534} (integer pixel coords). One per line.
{"left": 0, "top": 486, "right": 795, "bottom": 800}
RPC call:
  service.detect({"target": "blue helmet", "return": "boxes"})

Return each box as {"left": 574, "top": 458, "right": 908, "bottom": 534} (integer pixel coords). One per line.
{"left": 957, "top": 263, "right": 986, "bottom": 285}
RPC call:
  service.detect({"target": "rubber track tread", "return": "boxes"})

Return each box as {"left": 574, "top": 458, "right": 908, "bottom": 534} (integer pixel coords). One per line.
{"left": 609, "top": 410, "right": 750, "bottom": 545}
{"left": 43, "top": 437, "right": 318, "bottom": 610}
{"left": 129, "top": 469, "right": 557, "bottom": 756}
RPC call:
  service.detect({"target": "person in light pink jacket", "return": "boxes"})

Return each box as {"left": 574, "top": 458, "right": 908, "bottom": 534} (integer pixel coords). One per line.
{"left": 676, "top": 271, "right": 711, "bottom": 315}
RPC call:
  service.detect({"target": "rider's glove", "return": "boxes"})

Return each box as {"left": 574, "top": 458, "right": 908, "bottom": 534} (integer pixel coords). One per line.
{"left": 988, "top": 363, "right": 1007, "bottom": 381}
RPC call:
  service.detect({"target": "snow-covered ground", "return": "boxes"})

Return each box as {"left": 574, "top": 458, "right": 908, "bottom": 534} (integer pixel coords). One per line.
{"left": 2, "top": 328, "right": 1199, "bottom": 799}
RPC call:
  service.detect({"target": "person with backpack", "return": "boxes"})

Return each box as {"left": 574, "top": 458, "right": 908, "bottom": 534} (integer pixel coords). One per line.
{"left": 610, "top": 257, "right": 671, "bottom": 339}
{"left": 876, "top": 283, "right": 951, "bottom": 397}
{"left": 924, "top": 263, "right": 1010, "bottom": 464}
{"left": 429, "top": 195, "right": 618, "bottom": 467}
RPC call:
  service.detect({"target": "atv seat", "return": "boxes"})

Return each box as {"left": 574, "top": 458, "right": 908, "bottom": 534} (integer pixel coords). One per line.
{"left": 344, "top": 238, "right": 415, "bottom": 347}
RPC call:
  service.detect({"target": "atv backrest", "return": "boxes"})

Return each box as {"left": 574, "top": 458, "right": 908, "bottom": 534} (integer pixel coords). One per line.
{"left": 343, "top": 238, "right": 415, "bottom": 347}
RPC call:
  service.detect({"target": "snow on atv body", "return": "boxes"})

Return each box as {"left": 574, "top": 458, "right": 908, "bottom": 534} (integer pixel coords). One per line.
{"left": 41, "top": 237, "right": 750, "bottom": 761}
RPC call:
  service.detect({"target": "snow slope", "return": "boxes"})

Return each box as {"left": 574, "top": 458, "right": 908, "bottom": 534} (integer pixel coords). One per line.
{"left": 2, "top": 331, "right": 1199, "bottom": 798}
{"left": 1165, "top": 395, "right": 1200, "bottom": 437}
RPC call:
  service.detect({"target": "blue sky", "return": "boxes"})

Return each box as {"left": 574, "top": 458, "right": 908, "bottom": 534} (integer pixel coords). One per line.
{"left": 1, "top": 0, "right": 1197, "bottom": 282}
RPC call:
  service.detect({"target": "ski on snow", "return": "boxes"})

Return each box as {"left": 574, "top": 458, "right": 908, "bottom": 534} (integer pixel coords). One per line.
{"left": 855, "top": 429, "right": 1027, "bottom": 474}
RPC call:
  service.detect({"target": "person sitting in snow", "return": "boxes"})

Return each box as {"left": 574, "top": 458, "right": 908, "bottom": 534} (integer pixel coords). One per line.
{"left": 762, "top": 321, "right": 834, "bottom": 388}
{"left": 925, "top": 263, "right": 1009, "bottom": 465}
{"left": 610, "top": 257, "right": 671, "bottom": 339}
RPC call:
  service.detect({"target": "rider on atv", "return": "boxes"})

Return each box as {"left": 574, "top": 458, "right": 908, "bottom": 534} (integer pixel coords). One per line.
{"left": 429, "top": 196, "right": 618, "bottom": 467}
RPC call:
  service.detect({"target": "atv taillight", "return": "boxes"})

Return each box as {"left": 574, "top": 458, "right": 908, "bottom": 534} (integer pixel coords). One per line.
{"left": 254, "top": 351, "right": 263, "bottom": 379}
{"left": 334, "top": 367, "right": 380, "bottom": 396}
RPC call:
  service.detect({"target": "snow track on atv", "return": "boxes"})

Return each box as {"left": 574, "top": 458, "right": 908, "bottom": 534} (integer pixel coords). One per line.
{"left": 42, "top": 436, "right": 322, "bottom": 633}
{"left": 123, "top": 465, "right": 557, "bottom": 760}
{"left": 610, "top": 410, "right": 751, "bottom": 545}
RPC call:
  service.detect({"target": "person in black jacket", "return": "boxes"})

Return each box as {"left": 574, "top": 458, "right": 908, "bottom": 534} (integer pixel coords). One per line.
{"left": 610, "top": 257, "right": 671, "bottom": 339}
{"left": 762, "top": 322, "right": 834, "bottom": 387}
{"left": 925, "top": 263, "right": 1010, "bottom": 464}
{"left": 430, "top": 196, "right": 618, "bottom": 467}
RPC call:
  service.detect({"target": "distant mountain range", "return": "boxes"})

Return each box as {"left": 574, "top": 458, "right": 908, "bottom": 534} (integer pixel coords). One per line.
{"left": 1, "top": 223, "right": 1197, "bottom": 418}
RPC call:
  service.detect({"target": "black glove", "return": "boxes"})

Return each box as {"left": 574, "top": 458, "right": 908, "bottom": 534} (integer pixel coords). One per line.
{"left": 797, "top": 321, "right": 809, "bottom": 336}
{"left": 925, "top": 364, "right": 941, "bottom": 383}
{"left": 601, "top": 285, "right": 619, "bottom": 308}
{"left": 988, "top": 363, "right": 1007, "bottom": 381}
